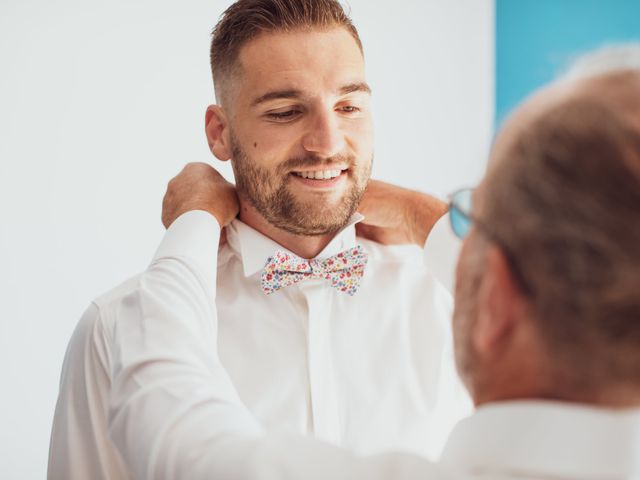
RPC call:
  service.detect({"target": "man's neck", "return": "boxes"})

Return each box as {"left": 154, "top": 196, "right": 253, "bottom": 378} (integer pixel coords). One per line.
{"left": 237, "top": 201, "right": 340, "bottom": 259}
{"left": 474, "top": 379, "right": 640, "bottom": 410}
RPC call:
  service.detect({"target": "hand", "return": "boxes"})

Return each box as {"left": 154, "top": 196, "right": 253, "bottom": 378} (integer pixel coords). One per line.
{"left": 356, "top": 180, "right": 448, "bottom": 246}
{"left": 162, "top": 162, "right": 239, "bottom": 229}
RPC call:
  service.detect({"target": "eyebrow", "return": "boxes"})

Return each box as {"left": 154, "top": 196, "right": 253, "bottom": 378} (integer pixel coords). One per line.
{"left": 339, "top": 82, "right": 372, "bottom": 96}
{"left": 251, "top": 82, "right": 372, "bottom": 107}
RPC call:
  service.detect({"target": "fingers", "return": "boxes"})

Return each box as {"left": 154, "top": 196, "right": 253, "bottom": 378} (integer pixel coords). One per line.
{"left": 357, "top": 180, "right": 448, "bottom": 246}
{"left": 161, "top": 162, "right": 239, "bottom": 229}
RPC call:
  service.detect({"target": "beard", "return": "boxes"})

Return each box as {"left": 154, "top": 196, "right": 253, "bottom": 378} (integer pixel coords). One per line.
{"left": 229, "top": 131, "right": 372, "bottom": 236}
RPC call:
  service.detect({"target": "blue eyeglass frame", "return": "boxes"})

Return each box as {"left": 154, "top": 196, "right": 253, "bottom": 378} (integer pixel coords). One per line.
{"left": 447, "top": 188, "right": 534, "bottom": 296}
{"left": 448, "top": 188, "right": 474, "bottom": 240}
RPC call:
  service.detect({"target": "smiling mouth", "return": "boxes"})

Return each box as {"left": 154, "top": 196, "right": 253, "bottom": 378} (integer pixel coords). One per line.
{"left": 291, "top": 168, "right": 347, "bottom": 180}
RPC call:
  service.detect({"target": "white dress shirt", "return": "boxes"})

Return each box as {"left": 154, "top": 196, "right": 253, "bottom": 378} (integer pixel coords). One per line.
{"left": 103, "top": 210, "right": 640, "bottom": 480}
{"left": 440, "top": 401, "right": 640, "bottom": 479}
{"left": 49, "top": 210, "right": 470, "bottom": 479}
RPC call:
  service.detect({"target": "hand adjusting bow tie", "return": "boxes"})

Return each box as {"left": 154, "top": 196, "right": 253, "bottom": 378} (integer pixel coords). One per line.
{"left": 261, "top": 245, "right": 368, "bottom": 296}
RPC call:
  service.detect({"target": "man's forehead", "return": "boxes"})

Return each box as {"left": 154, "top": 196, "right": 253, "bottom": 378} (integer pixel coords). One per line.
{"left": 236, "top": 27, "right": 365, "bottom": 89}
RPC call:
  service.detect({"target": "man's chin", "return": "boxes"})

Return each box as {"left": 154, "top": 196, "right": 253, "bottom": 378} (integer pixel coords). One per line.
{"left": 274, "top": 202, "right": 357, "bottom": 237}
{"left": 247, "top": 181, "right": 365, "bottom": 236}
{"left": 285, "top": 222, "right": 348, "bottom": 237}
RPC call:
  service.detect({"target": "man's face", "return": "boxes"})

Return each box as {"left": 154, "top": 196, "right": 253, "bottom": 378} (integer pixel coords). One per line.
{"left": 225, "top": 28, "right": 374, "bottom": 236}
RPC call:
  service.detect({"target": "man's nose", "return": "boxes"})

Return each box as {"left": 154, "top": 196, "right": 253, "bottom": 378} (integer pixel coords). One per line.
{"left": 302, "top": 109, "right": 345, "bottom": 158}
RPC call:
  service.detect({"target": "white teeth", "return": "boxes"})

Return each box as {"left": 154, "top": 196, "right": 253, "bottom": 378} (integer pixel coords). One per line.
{"left": 294, "top": 169, "right": 343, "bottom": 179}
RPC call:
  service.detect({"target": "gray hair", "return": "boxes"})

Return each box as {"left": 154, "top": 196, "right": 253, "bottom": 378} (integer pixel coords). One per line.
{"left": 483, "top": 70, "right": 640, "bottom": 391}
{"left": 562, "top": 43, "right": 640, "bottom": 81}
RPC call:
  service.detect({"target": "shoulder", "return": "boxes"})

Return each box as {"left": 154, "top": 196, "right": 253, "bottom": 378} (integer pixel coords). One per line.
{"left": 357, "top": 237, "right": 443, "bottom": 291}
{"left": 91, "top": 275, "right": 143, "bottom": 334}
{"left": 358, "top": 213, "right": 460, "bottom": 295}
{"left": 357, "top": 237, "right": 453, "bottom": 310}
{"left": 51, "top": 279, "right": 139, "bottom": 480}
{"left": 217, "top": 242, "right": 236, "bottom": 271}
{"left": 65, "top": 275, "right": 143, "bottom": 365}
{"left": 357, "top": 237, "right": 425, "bottom": 267}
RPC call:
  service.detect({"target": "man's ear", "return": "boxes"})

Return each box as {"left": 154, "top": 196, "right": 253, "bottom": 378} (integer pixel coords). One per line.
{"left": 473, "top": 246, "right": 523, "bottom": 356}
{"left": 205, "top": 105, "right": 232, "bottom": 161}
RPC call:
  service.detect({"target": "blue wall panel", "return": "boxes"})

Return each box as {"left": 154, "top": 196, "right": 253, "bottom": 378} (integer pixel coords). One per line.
{"left": 496, "top": 0, "right": 640, "bottom": 125}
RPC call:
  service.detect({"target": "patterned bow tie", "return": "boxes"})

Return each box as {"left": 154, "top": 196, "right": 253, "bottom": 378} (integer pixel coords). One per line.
{"left": 261, "top": 245, "right": 368, "bottom": 296}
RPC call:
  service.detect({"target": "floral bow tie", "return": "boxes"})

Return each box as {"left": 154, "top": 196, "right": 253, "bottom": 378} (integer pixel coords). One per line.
{"left": 261, "top": 245, "right": 368, "bottom": 296}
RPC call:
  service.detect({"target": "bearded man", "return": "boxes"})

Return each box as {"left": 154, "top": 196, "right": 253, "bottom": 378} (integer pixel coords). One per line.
{"left": 48, "top": 2, "right": 468, "bottom": 479}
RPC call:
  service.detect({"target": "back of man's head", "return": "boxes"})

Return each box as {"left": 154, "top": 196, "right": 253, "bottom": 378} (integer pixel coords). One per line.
{"left": 210, "top": 0, "right": 362, "bottom": 105}
{"left": 482, "top": 67, "right": 640, "bottom": 395}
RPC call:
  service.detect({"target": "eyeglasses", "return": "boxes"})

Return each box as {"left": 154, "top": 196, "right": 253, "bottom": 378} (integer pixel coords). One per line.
{"left": 449, "top": 188, "right": 474, "bottom": 240}
{"left": 448, "top": 188, "right": 534, "bottom": 296}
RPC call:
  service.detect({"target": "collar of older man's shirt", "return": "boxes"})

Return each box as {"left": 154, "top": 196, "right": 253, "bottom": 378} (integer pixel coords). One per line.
{"left": 225, "top": 213, "right": 365, "bottom": 278}
{"left": 440, "top": 400, "right": 640, "bottom": 478}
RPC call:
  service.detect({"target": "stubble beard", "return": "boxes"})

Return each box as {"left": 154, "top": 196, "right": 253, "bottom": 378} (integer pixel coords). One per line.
{"left": 229, "top": 132, "right": 372, "bottom": 236}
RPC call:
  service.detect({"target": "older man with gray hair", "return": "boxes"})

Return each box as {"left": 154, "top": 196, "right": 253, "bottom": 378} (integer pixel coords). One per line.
{"left": 107, "top": 45, "right": 640, "bottom": 479}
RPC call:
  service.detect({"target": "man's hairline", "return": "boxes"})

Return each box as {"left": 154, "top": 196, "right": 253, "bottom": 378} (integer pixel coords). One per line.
{"left": 213, "top": 24, "right": 365, "bottom": 109}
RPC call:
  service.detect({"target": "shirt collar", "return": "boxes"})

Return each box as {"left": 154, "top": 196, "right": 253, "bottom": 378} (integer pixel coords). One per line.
{"left": 440, "top": 400, "right": 640, "bottom": 478}
{"left": 225, "top": 213, "right": 365, "bottom": 278}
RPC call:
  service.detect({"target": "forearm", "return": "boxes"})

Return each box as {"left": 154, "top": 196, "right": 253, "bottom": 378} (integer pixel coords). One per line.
{"left": 403, "top": 189, "right": 448, "bottom": 246}
{"left": 108, "top": 211, "right": 263, "bottom": 479}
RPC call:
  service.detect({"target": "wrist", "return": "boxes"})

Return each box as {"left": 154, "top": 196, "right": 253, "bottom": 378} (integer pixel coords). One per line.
{"left": 404, "top": 191, "right": 448, "bottom": 246}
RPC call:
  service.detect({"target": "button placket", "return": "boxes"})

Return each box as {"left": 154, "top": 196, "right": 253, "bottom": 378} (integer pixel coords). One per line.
{"left": 302, "top": 282, "right": 341, "bottom": 444}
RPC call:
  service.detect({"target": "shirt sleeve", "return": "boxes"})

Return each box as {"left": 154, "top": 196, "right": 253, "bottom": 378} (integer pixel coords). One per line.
{"left": 423, "top": 213, "right": 461, "bottom": 294}
{"left": 108, "top": 210, "right": 264, "bottom": 479}
{"left": 107, "top": 210, "right": 444, "bottom": 480}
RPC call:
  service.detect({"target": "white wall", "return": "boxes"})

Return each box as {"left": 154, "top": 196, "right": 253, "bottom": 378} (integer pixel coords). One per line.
{"left": 0, "top": 1, "right": 493, "bottom": 477}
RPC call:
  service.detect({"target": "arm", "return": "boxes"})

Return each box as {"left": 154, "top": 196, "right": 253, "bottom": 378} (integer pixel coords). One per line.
{"left": 107, "top": 164, "right": 442, "bottom": 480}
{"left": 111, "top": 163, "right": 260, "bottom": 478}
{"left": 108, "top": 210, "right": 266, "bottom": 479}
{"left": 356, "top": 180, "right": 448, "bottom": 246}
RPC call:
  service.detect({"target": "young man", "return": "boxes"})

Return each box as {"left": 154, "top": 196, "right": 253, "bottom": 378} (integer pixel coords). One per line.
{"left": 48, "top": 2, "right": 467, "bottom": 478}
{"left": 107, "top": 63, "right": 640, "bottom": 479}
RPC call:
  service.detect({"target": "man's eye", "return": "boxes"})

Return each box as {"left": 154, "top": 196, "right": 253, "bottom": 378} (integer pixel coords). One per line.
{"left": 266, "top": 110, "right": 301, "bottom": 121}
{"left": 339, "top": 106, "right": 361, "bottom": 114}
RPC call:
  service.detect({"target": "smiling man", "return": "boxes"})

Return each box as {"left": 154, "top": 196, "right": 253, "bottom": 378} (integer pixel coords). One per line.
{"left": 48, "top": 2, "right": 467, "bottom": 479}
{"left": 205, "top": 21, "right": 374, "bottom": 255}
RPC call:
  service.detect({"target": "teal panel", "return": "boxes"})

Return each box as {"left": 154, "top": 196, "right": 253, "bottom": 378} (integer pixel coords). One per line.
{"left": 496, "top": 0, "right": 640, "bottom": 125}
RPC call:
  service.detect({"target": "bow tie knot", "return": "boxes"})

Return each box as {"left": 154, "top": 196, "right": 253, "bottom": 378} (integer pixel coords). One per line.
{"left": 261, "top": 246, "right": 368, "bottom": 296}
